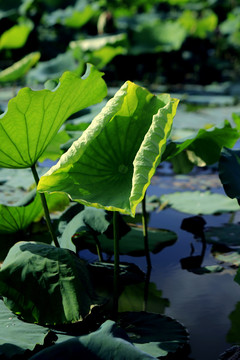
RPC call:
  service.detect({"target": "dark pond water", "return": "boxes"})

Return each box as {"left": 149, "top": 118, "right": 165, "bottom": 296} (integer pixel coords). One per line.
{"left": 119, "top": 168, "right": 240, "bottom": 360}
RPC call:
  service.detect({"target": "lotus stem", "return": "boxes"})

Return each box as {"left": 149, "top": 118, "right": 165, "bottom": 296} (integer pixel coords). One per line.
{"left": 31, "top": 164, "right": 60, "bottom": 248}
{"left": 113, "top": 211, "right": 120, "bottom": 319}
{"left": 142, "top": 195, "right": 152, "bottom": 269}
{"left": 143, "top": 266, "right": 152, "bottom": 312}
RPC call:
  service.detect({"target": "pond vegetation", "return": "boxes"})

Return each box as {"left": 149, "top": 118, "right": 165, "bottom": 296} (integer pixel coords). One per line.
{"left": 1, "top": 0, "right": 240, "bottom": 359}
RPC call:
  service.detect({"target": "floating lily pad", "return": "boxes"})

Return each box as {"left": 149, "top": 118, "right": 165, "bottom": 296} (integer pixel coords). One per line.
{"left": 189, "top": 265, "right": 224, "bottom": 275}
{"left": 206, "top": 224, "right": 240, "bottom": 246}
{"left": 119, "top": 312, "right": 189, "bottom": 358}
{"left": 212, "top": 249, "right": 240, "bottom": 267}
{"left": 85, "top": 226, "right": 177, "bottom": 256}
{"left": 0, "top": 300, "right": 50, "bottom": 359}
{"left": 161, "top": 191, "right": 240, "bottom": 214}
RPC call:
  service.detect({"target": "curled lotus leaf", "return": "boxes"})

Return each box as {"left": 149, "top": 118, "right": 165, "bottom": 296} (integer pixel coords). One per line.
{"left": 38, "top": 81, "right": 179, "bottom": 216}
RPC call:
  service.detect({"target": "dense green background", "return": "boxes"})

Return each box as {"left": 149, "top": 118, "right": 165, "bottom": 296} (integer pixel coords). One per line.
{"left": 1, "top": 0, "right": 240, "bottom": 86}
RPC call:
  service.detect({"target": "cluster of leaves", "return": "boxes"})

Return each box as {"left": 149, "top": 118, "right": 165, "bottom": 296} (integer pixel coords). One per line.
{"left": 0, "top": 64, "right": 240, "bottom": 359}
{"left": 1, "top": 0, "right": 240, "bottom": 85}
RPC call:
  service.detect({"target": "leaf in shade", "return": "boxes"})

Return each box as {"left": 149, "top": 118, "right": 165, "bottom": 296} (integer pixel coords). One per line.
{"left": 38, "top": 82, "right": 179, "bottom": 216}
{"left": 161, "top": 191, "right": 240, "bottom": 214}
{"left": 226, "top": 301, "right": 240, "bottom": 344}
{"left": 119, "top": 312, "right": 189, "bottom": 358}
{"left": 219, "top": 147, "right": 240, "bottom": 202}
{"left": 118, "top": 282, "right": 170, "bottom": 313}
{"left": 28, "top": 320, "right": 156, "bottom": 360}
{"left": 0, "top": 52, "right": 41, "bottom": 83}
{"left": 59, "top": 207, "right": 111, "bottom": 251}
{"left": 0, "top": 300, "right": 51, "bottom": 359}
{"left": 0, "top": 241, "right": 96, "bottom": 325}
{"left": 78, "top": 226, "right": 177, "bottom": 256}
{"left": 0, "top": 64, "right": 107, "bottom": 168}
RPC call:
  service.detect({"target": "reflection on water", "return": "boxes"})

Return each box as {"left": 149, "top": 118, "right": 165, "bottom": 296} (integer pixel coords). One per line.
{"left": 120, "top": 175, "right": 240, "bottom": 360}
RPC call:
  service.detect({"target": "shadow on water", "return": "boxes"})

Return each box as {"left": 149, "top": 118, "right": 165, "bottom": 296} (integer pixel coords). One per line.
{"left": 118, "top": 169, "right": 240, "bottom": 360}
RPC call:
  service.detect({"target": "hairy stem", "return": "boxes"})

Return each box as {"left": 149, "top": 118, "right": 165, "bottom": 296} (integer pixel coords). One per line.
{"left": 113, "top": 211, "right": 120, "bottom": 319}
{"left": 142, "top": 195, "right": 152, "bottom": 269}
{"left": 31, "top": 164, "right": 60, "bottom": 248}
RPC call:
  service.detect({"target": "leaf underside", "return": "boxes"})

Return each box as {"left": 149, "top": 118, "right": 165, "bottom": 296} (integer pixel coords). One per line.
{"left": 38, "top": 81, "right": 179, "bottom": 215}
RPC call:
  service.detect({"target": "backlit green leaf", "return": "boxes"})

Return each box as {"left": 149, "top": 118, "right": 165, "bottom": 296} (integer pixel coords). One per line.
{"left": 0, "top": 192, "right": 69, "bottom": 233}
{"left": 0, "top": 241, "right": 95, "bottom": 325}
{"left": 38, "top": 82, "right": 178, "bottom": 216}
{"left": 0, "top": 64, "right": 107, "bottom": 168}
{"left": 0, "top": 52, "right": 41, "bottom": 83}
{"left": 0, "top": 21, "right": 33, "bottom": 50}
{"left": 163, "top": 121, "right": 239, "bottom": 165}
{"left": 38, "top": 130, "right": 70, "bottom": 163}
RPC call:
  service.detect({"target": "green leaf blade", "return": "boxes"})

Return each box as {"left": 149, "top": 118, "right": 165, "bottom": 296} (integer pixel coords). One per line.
{"left": 38, "top": 82, "right": 179, "bottom": 216}
{"left": 219, "top": 147, "right": 240, "bottom": 200}
{"left": 0, "top": 64, "right": 107, "bottom": 169}
{"left": 0, "top": 242, "right": 95, "bottom": 325}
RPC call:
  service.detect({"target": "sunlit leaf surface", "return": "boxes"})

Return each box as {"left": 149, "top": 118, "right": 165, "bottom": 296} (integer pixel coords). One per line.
{"left": 38, "top": 82, "right": 178, "bottom": 215}
{"left": 0, "top": 64, "right": 107, "bottom": 168}
{"left": 0, "top": 52, "right": 41, "bottom": 83}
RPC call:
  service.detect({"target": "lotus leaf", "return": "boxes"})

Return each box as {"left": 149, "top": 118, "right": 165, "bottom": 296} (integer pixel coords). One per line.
{"left": 0, "top": 300, "right": 50, "bottom": 359}
{"left": 38, "top": 130, "right": 70, "bottom": 163}
{"left": 0, "top": 192, "right": 69, "bottom": 233}
{"left": 163, "top": 121, "right": 239, "bottom": 165}
{"left": 0, "top": 21, "right": 33, "bottom": 50}
{"left": 38, "top": 82, "right": 178, "bottom": 216}
{"left": 161, "top": 191, "right": 240, "bottom": 214}
{"left": 118, "top": 282, "right": 169, "bottom": 313}
{"left": 95, "top": 226, "right": 177, "bottom": 256}
{"left": 120, "top": 312, "right": 189, "bottom": 358}
{"left": 219, "top": 147, "right": 240, "bottom": 201}
{"left": 206, "top": 224, "right": 240, "bottom": 247}
{"left": 0, "top": 64, "right": 107, "bottom": 168}
{"left": 212, "top": 248, "right": 240, "bottom": 267}
{"left": 0, "top": 241, "right": 95, "bottom": 324}
{"left": 26, "top": 51, "right": 83, "bottom": 84}
{"left": 0, "top": 52, "right": 41, "bottom": 83}
{"left": 29, "top": 320, "right": 156, "bottom": 360}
